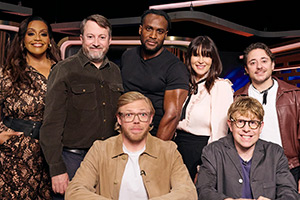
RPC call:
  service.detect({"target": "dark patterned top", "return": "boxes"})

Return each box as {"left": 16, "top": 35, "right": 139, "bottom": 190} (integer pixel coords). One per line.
{"left": 0, "top": 65, "right": 51, "bottom": 199}
{"left": 0, "top": 65, "right": 46, "bottom": 124}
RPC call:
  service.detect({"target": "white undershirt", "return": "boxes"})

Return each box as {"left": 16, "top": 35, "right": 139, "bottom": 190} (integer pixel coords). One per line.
{"left": 248, "top": 79, "right": 282, "bottom": 146}
{"left": 119, "top": 145, "right": 148, "bottom": 200}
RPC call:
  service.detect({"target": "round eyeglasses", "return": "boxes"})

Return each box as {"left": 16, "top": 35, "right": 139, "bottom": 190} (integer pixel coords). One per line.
{"left": 230, "top": 118, "right": 262, "bottom": 130}
{"left": 118, "top": 112, "right": 151, "bottom": 123}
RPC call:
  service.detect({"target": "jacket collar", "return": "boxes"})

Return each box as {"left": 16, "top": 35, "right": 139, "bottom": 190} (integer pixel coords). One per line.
{"left": 274, "top": 76, "right": 300, "bottom": 98}
{"left": 223, "top": 133, "right": 265, "bottom": 176}
{"left": 111, "top": 133, "right": 158, "bottom": 159}
{"left": 235, "top": 76, "right": 300, "bottom": 97}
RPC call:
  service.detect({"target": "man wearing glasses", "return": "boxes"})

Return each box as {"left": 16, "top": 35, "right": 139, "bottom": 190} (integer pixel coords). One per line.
{"left": 66, "top": 91, "right": 197, "bottom": 199}
{"left": 196, "top": 96, "right": 299, "bottom": 200}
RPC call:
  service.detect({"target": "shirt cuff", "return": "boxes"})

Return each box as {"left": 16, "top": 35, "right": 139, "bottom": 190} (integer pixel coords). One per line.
{"left": 49, "top": 161, "right": 67, "bottom": 177}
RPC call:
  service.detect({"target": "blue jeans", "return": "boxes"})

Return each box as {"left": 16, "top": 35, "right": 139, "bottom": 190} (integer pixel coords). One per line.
{"left": 52, "top": 149, "right": 88, "bottom": 200}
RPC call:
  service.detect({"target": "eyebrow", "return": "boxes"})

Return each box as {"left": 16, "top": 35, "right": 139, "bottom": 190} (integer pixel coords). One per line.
{"left": 121, "top": 108, "right": 150, "bottom": 112}
{"left": 248, "top": 56, "right": 269, "bottom": 62}
{"left": 27, "top": 28, "right": 48, "bottom": 32}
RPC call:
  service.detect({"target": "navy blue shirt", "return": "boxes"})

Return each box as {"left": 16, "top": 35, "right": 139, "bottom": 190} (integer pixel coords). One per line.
{"left": 239, "top": 157, "right": 253, "bottom": 199}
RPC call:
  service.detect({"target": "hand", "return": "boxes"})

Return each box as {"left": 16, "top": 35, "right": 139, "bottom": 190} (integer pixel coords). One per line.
{"left": 224, "top": 198, "right": 255, "bottom": 200}
{"left": 0, "top": 129, "right": 23, "bottom": 144}
{"left": 257, "top": 196, "right": 271, "bottom": 200}
{"left": 224, "top": 198, "right": 270, "bottom": 200}
{"left": 51, "top": 173, "right": 69, "bottom": 194}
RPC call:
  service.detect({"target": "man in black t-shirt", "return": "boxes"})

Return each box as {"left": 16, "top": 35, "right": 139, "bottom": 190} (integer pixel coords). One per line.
{"left": 121, "top": 9, "right": 189, "bottom": 140}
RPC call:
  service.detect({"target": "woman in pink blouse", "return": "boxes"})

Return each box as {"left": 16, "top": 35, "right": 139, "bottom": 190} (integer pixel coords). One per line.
{"left": 175, "top": 36, "right": 233, "bottom": 180}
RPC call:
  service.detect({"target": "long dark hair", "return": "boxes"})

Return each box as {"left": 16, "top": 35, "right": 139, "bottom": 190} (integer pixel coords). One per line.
{"left": 3, "top": 16, "right": 61, "bottom": 91}
{"left": 186, "top": 36, "right": 222, "bottom": 94}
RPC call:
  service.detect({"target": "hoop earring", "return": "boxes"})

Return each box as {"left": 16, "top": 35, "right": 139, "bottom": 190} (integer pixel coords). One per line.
{"left": 48, "top": 43, "right": 52, "bottom": 49}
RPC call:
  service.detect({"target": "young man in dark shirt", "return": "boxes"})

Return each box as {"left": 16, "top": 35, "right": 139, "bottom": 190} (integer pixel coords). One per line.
{"left": 121, "top": 9, "right": 189, "bottom": 140}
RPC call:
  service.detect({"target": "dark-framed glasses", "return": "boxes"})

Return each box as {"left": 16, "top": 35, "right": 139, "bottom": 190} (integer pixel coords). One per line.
{"left": 119, "top": 112, "right": 151, "bottom": 123}
{"left": 230, "top": 118, "right": 262, "bottom": 130}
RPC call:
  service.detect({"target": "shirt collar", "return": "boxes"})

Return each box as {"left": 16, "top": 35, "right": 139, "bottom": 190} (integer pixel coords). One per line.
{"left": 112, "top": 133, "right": 158, "bottom": 159}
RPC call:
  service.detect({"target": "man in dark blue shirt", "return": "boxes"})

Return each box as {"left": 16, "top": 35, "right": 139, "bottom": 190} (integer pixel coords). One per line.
{"left": 121, "top": 9, "right": 189, "bottom": 140}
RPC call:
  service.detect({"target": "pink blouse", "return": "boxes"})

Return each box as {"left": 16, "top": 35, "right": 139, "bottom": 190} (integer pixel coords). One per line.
{"left": 177, "top": 78, "right": 233, "bottom": 143}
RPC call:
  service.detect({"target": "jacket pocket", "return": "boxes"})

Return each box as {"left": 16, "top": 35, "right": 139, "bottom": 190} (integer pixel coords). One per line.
{"left": 108, "top": 83, "right": 123, "bottom": 105}
{"left": 71, "top": 84, "right": 97, "bottom": 110}
{"left": 108, "top": 83, "right": 124, "bottom": 93}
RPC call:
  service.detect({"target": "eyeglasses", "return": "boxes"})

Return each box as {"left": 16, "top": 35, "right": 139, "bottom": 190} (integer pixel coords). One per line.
{"left": 118, "top": 112, "right": 151, "bottom": 123}
{"left": 230, "top": 118, "right": 262, "bottom": 130}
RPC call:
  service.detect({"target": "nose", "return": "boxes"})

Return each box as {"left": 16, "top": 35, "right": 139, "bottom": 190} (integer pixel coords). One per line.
{"left": 197, "top": 55, "right": 204, "bottom": 63}
{"left": 256, "top": 61, "right": 263, "bottom": 69}
{"left": 93, "top": 38, "right": 100, "bottom": 47}
{"left": 132, "top": 115, "right": 140, "bottom": 124}
{"left": 149, "top": 30, "right": 157, "bottom": 39}
{"left": 242, "top": 123, "right": 251, "bottom": 132}
{"left": 35, "top": 34, "right": 41, "bottom": 41}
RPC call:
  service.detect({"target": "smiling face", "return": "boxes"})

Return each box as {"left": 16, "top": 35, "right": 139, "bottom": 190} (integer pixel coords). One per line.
{"left": 228, "top": 112, "right": 264, "bottom": 155}
{"left": 190, "top": 46, "right": 212, "bottom": 81}
{"left": 80, "top": 20, "right": 111, "bottom": 66}
{"left": 245, "top": 48, "right": 275, "bottom": 86}
{"left": 24, "top": 20, "right": 50, "bottom": 57}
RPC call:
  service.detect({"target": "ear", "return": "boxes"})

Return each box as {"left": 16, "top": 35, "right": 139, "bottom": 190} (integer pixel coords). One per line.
{"left": 227, "top": 120, "right": 233, "bottom": 132}
{"left": 80, "top": 34, "right": 83, "bottom": 42}
{"left": 258, "top": 121, "right": 264, "bottom": 134}
{"left": 139, "top": 25, "right": 142, "bottom": 35}
{"left": 116, "top": 114, "right": 122, "bottom": 126}
{"left": 271, "top": 61, "right": 275, "bottom": 71}
{"left": 108, "top": 36, "right": 112, "bottom": 45}
{"left": 164, "top": 31, "right": 168, "bottom": 39}
{"left": 149, "top": 114, "right": 154, "bottom": 124}
{"left": 244, "top": 65, "right": 249, "bottom": 75}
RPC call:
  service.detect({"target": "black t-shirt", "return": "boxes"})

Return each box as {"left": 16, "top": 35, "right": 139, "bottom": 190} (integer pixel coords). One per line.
{"left": 121, "top": 47, "right": 189, "bottom": 135}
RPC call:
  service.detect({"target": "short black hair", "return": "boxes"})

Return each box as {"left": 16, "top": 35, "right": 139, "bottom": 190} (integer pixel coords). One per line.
{"left": 141, "top": 9, "right": 171, "bottom": 31}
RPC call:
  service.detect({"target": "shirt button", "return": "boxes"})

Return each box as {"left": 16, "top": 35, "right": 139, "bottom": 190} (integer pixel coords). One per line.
{"left": 82, "top": 89, "right": 86, "bottom": 92}
{"left": 239, "top": 179, "right": 243, "bottom": 184}
{"left": 102, "top": 102, "right": 106, "bottom": 106}
{"left": 103, "top": 119, "right": 106, "bottom": 123}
